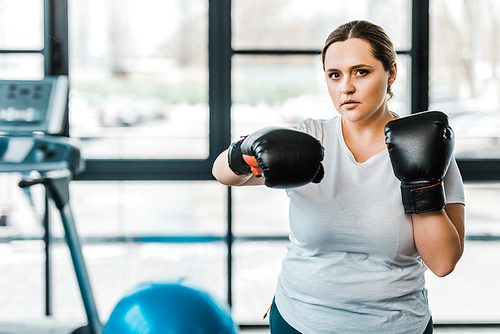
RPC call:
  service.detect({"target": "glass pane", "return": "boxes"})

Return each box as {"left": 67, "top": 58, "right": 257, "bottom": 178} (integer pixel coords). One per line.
{"left": 0, "top": 242, "right": 227, "bottom": 323}
{"left": 426, "top": 182, "right": 500, "bottom": 323}
{"left": 233, "top": 241, "right": 287, "bottom": 323}
{"left": 232, "top": 54, "right": 329, "bottom": 137}
{"left": 233, "top": 0, "right": 410, "bottom": 51}
{"left": 0, "top": 54, "right": 44, "bottom": 80}
{"left": 427, "top": 240, "right": 500, "bottom": 323}
{"left": 0, "top": 0, "right": 44, "bottom": 50}
{"left": 430, "top": 0, "right": 500, "bottom": 159}
{"left": 232, "top": 54, "right": 410, "bottom": 138}
{"left": 0, "top": 178, "right": 227, "bottom": 238}
{"left": 68, "top": 0, "right": 209, "bottom": 159}
{"left": 68, "top": 181, "right": 227, "bottom": 238}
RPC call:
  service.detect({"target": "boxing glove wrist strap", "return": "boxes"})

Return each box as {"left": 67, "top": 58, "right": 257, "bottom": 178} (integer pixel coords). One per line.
{"left": 400, "top": 181, "right": 446, "bottom": 214}
{"left": 228, "top": 138, "right": 252, "bottom": 175}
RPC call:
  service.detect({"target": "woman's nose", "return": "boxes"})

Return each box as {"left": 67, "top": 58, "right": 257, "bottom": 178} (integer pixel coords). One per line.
{"left": 341, "top": 78, "right": 355, "bottom": 95}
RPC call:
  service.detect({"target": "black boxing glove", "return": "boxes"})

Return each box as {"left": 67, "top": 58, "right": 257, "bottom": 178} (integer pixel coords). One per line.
{"left": 384, "top": 111, "right": 454, "bottom": 214}
{"left": 228, "top": 127, "right": 325, "bottom": 188}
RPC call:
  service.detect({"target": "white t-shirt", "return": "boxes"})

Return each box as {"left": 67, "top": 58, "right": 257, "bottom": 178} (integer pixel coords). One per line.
{"left": 274, "top": 116, "right": 465, "bottom": 334}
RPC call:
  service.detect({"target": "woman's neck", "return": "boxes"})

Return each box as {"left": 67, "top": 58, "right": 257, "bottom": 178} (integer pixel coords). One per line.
{"left": 341, "top": 109, "right": 396, "bottom": 163}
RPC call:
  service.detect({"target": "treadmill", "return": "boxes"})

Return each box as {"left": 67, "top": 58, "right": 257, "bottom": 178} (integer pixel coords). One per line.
{"left": 0, "top": 76, "right": 102, "bottom": 334}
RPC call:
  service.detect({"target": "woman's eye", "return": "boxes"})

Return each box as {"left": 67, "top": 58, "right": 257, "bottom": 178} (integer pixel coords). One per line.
{"left": 329, "top": 72, "right": 340, "bottom": 79}
{"left": 356, "top": 69, "right": 369, "bottom": 76}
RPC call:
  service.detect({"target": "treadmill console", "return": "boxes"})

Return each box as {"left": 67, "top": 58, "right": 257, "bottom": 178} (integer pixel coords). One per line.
{"left": 0, "top": 76, "right": 68, "bottom": 136}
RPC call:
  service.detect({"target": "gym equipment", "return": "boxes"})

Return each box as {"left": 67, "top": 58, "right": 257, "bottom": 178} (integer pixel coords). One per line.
{"left": 0, "top": 76, "right": 102, "bottom": 334}
{"left": 103, "top": 279, "right": 239, "bottom": 334}
{"left": 0, "top": 76, "right": 69, "bottom": 136}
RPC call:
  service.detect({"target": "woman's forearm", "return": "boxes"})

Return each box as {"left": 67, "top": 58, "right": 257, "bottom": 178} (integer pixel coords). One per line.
{"left": 412, "top": 203, "right": 465, "bottom": 277}
{"left": 212, "top": 149, "right": 262, "bottom": 186}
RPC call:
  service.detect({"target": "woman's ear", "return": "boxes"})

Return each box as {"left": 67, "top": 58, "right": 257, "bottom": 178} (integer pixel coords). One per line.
{"left": 388, "top": 62, "right": 397, "bottom": 86}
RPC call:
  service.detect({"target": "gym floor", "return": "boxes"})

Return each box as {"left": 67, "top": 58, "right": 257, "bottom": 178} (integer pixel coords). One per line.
{"left": 240, "top": 324, "right": 500, "bottom": 333}
{"left": 240, "top": 327, "right": 500, "bottom": 333}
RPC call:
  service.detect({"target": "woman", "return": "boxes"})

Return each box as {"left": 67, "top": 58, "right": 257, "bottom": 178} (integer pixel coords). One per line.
{"left": 213, "top": 20, "right": 465, "bottom": 334}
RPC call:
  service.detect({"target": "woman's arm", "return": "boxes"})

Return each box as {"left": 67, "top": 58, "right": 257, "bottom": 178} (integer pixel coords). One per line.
{"left": 412, "top": 203, "right": 465, "bottom": 277}
{"left": 212, "top": 149, "right": 264, "bottom": 186}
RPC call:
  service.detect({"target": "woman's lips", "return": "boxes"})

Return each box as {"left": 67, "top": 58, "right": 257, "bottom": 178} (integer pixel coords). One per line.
{"left": 342, "top": 100, "right": 360, "bottom": 109}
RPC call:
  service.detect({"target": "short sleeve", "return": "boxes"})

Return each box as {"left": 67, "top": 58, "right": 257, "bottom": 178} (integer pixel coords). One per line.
{"left": 443, "top": 157, "right": 465, "bottom": 205}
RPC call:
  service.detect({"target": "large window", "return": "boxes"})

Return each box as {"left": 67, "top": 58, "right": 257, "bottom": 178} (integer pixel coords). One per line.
{"left": 2, "top": 0, "right": 500, "bottom": 328}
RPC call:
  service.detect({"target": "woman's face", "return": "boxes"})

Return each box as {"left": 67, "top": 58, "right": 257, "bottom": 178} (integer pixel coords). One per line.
{"left": 324, "top": 38, "right": 396, "bottom": 125}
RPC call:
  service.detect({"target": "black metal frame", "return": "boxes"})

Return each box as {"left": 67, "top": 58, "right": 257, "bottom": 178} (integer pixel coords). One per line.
{"left": 2, "top": 0, "right": 499, "bottom": 327}
{"left": 411, "top": 0, "right": 429, "bottom": 113}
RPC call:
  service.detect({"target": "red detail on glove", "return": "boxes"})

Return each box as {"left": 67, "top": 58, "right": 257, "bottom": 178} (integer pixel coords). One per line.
{"left": 242, "top": 155, "right": 262, "bottom": 176}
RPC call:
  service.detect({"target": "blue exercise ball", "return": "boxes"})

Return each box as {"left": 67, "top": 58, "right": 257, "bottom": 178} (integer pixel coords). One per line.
{"left": 103, "top": 279, "right": 239, "bottom": 334}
